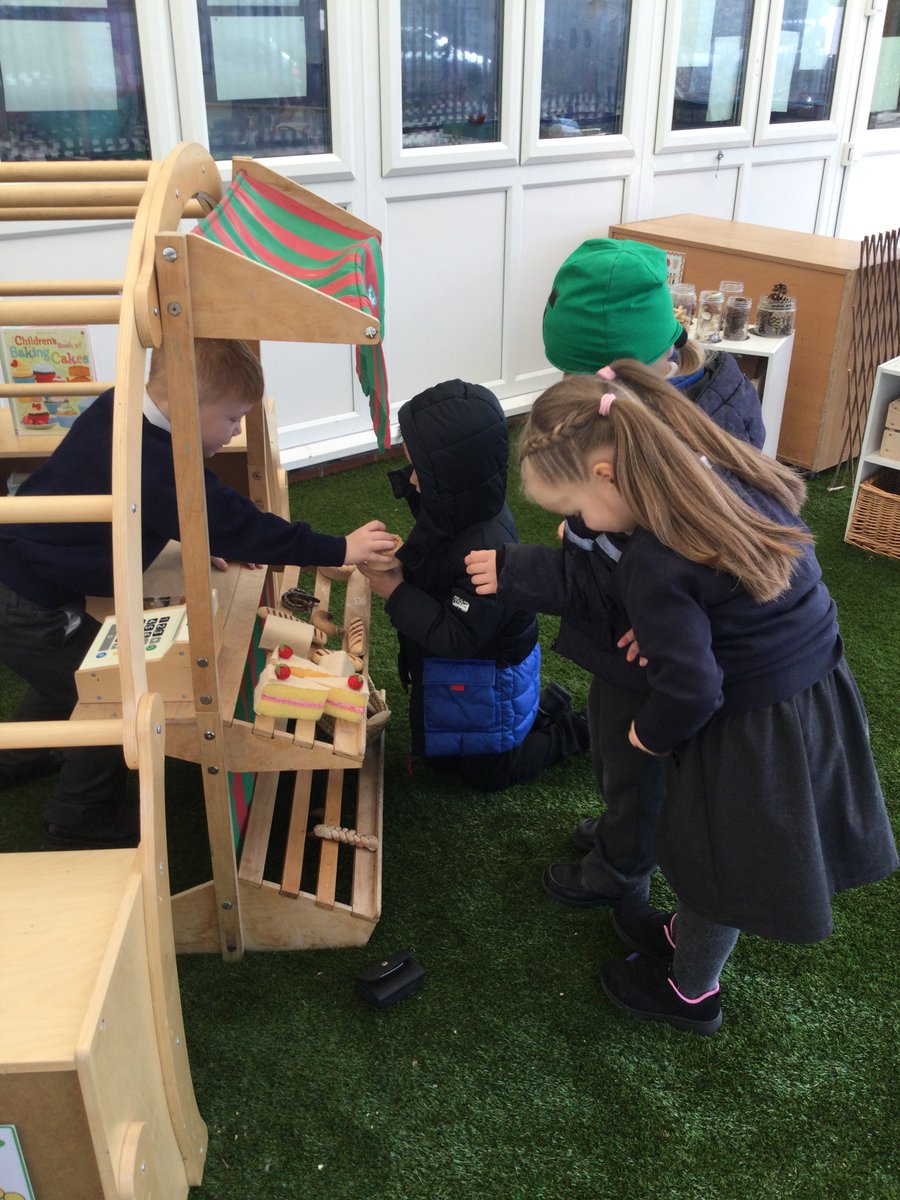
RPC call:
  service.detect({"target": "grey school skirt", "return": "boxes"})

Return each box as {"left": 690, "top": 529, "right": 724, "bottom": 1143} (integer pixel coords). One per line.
{"left": 655, "top": 654, "right": 898, "bottom": 943}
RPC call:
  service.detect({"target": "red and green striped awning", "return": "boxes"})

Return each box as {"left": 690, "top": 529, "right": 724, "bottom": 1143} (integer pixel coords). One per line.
{"left": 191, "top": 170, "right": 389, "bottom": 450}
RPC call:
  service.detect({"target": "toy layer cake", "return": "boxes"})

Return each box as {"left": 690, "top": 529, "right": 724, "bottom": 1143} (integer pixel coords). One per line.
{"left": 254, "top": 647, "right": 368, "bottom": 724}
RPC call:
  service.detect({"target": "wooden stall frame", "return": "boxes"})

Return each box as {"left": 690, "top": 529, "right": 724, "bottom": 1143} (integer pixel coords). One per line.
{"left": 0, "top": 154, "right": 209, "bottom": 1196}
{"left": 1, "top": 144, "right": 387, "bottom": 965}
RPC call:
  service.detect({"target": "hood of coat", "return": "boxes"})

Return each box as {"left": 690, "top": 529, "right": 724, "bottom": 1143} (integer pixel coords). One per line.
{"left": 397, "top": 379, "right": 508, "bottom": 567}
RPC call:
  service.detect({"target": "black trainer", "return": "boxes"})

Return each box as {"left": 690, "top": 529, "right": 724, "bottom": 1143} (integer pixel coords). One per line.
{"left": 542, "top": 861, "right": 617, "bottom": 908}
{"left": 600, "top": 953, "right": 723, "bottom": 1035}
{"left": 572, "top": 815, "right": 600, "bottom": 853}
{"left": 611, "top": 901, "right": 676, "bottom": 957}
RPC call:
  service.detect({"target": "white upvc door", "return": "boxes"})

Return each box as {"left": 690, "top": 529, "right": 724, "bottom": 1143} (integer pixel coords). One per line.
{"left": 834, "top": 0, "right": 900, "bottom": 238}
{"left": 639, "top": 0, "right": 867, "bottom": 237}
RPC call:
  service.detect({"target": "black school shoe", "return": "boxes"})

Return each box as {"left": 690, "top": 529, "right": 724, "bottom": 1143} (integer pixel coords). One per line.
{"left": 611, "top": 901, "right": 677, "bottom": 957}
{"left": 0, "top": 749, "right": 65, "bottom": 791}
{"left": 600, "top": 953, "right": 723, "bottom": 1035}
{"left": 537, "top": 681, "right": 573, "bottom": 721}
{"left": 43, "top": 814, "right": 139, "bottom": 851}
{"left": 541, "top": 861, "right": 617, "bottom": 908}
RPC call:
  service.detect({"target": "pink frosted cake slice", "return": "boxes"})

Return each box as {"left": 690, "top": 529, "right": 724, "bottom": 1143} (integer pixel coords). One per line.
{"left": 254, "top": 665, "right": 330, "bottom": 721}
{"left": 321, "top": 674, "right": 368, "bottom": 724}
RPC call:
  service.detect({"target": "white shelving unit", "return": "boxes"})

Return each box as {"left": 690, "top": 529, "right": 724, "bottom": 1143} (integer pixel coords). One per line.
{"left": 692, "top": 326, "right": 794, "bottom": 459}
{"left": 845, "top": 356, "right": 900, "bottom": 541}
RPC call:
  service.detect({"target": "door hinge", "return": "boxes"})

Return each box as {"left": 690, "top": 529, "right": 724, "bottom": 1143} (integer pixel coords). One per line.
{"left": 840, "top": 142, "right": 858, "bottom": 167}
{"left": 864, "top": 0, "right": 886, "bottom": 15}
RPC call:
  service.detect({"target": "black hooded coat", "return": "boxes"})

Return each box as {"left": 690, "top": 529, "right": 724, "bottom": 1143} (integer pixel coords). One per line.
{"left": 384, "top": 380, "right": 539, "bottom": 758}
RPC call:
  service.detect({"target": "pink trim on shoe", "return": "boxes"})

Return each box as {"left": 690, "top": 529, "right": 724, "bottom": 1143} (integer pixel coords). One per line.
{"left": 668, "top": 976, "right": 720, "bottom": 1004}
{"left": 664, "top": 913, "right": 677, "bottom": 950}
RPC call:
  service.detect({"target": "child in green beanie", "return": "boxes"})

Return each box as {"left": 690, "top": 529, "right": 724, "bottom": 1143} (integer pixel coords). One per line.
{"left": 537, "top": 237, "right": 765, "bottom": 911}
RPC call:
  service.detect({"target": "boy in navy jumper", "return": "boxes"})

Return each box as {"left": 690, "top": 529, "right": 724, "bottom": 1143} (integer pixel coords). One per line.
{"left": 0, "top": 337, "right": 396, "bottom": 848}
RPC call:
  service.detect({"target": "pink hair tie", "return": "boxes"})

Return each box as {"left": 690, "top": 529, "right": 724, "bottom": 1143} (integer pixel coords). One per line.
{"left": 599, "top": 393, "right": 615, "bottom": 417}
{"left": 596, "top": 366, "right": 616, "bottom": 381}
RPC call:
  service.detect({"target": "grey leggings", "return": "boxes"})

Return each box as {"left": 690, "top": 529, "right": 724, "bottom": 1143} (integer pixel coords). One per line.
{"left": 672, "top": 906, "right": 740, "bottom": 997}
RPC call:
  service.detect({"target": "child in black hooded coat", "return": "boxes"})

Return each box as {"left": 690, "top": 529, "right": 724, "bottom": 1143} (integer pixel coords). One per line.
{"left": 360, "top": 379, "right": 588, "bottom": 791}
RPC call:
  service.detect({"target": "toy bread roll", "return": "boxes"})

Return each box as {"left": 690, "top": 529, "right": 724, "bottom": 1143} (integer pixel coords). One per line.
{"left": 365, "top": 533, "right": 404, "bottom": 572}
{"left": 347, "top": 616, "right": 366, "bottom": 656}
{"left": 311, "top": 606, "right": 343, "bottom": 637}
{"left": 258, "top": 613, "right": 318, "bottom": 656}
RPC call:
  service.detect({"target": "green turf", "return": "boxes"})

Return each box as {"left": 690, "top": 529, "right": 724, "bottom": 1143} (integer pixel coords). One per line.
{"left": 2, "top": 463, "right": 897, "bottom": 1200}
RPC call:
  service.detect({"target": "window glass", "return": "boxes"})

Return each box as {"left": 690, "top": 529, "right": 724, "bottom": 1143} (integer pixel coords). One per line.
{"left": 768, "top": 0, "right": 845, "bottom": 124}
{"left": 539, "top": 0, "right": 630, "bottom": 139}
{"left": 0, "top": 0, "right": 149, "bottom": 161}
{"left": 196, "top": 0, "right": 331, "bottom": 159}
{"left": 671, "top": 0, "right": 753, "bottom": 130}
{"left": 868, "top": 0, "right": 900, "bottom": 129}
{"left": 400, "top": 0, "right": 502, "bottom": 148}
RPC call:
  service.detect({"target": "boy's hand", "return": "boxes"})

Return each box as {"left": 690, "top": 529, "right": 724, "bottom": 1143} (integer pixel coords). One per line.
{"left": 465, "top": 549, "right": 498, "bottom": 594}
{"left": 618, "top": 628, "right": 648, "bottom": 667}
{"left": 343, "top": 520, "right": 397, "bottom": 566}
{"left": 210, "top": 556, "right": 263, "bottom": 572}
{"left": 358, "top": 562, "right": 403, "bottom": 600}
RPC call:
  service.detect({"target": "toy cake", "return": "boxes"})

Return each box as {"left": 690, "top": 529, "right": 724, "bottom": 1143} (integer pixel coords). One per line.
{"left": 253, "top": 646, "right": 369, "bottom": 724}
{"left": 254, "top": 666, "right": 330, "bottom": 721}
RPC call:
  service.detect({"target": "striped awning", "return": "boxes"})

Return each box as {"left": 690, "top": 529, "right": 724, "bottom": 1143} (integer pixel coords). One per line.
{"left": 192, "top": 170, "right": 389, "bottom": 450}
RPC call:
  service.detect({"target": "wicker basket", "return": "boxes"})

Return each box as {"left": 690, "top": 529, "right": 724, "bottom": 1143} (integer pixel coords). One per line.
{"left": 845, "top": 468, "right": 900, "bottom": 560}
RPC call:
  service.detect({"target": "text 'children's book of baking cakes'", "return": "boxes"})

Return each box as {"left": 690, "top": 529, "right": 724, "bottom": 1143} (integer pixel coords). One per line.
{"left": 0, "top": 325, "right": 97, "bottom": 436}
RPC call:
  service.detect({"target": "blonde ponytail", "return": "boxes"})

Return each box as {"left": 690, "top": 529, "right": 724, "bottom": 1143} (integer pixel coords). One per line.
{"left": 519, "top": 367, "right": 811, "bottom": 602}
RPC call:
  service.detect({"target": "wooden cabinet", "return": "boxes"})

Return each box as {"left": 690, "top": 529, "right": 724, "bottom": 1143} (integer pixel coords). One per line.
{"left": 610, "top": 215, "right": 860, "bottom": 472}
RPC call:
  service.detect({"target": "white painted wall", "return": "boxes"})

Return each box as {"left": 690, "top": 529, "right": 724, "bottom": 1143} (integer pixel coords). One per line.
{"left": 2, "top": 0, "right": 897, "bottom": 469}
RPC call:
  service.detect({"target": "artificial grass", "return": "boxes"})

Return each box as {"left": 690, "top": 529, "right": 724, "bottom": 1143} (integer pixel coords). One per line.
{"left": 1, "top": 462, "right": 898, "bottom": 1200}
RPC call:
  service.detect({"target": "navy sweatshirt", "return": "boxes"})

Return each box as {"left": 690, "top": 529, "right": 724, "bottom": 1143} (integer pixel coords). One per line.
{"left": 549, "top": 352, "right": 766, "bottom": 688}
{"left": 499, "top": 479, "right": 840, "bottom": 755}
{"left": 0, "top": 389, "right": 346, "bottom": 607}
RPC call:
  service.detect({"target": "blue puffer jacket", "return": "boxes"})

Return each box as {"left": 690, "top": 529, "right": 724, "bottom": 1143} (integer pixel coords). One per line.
{"left": 422, "top": 644, "right": 541, "bottom": 756}
{"left": 384, "top": 380, "right": 540, "bottom": 758}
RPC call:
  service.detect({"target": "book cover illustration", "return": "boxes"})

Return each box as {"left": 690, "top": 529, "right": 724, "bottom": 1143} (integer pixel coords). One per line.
{"left": 0, "top": 1125, "right": 36, "bottom": 1200}
{"left": 1, "top": 325, "right": 97, "bottom": 436}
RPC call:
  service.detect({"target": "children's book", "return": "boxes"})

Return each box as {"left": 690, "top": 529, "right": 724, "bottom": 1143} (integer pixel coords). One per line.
{"left": 0, "top": 1125, "right": 37, "bottom": 1199}
{"left": 0, "top": 325, "right": 97, "bottom": 436}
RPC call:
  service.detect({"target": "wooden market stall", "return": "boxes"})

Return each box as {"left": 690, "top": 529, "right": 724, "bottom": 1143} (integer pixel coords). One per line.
{"left": 0, "top": 143, "right": 391, "bottom": 1194}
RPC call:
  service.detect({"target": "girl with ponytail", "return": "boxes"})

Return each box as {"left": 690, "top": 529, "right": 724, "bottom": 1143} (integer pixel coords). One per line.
{"left": 466, "top": 365, "right": 896, "bottom": 1035}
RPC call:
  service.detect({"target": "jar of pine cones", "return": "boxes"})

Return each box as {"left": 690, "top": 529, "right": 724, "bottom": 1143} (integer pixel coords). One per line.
{"left": 755, "top": 283, "right": 796, "bottom": 337}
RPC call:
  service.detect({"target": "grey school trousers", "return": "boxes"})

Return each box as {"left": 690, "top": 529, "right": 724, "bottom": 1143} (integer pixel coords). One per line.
{"left": 0, "top": 578, "right": 128, "bottom": 827}
{"left": 580, "top": 675, "right": 666, "bottom": 901}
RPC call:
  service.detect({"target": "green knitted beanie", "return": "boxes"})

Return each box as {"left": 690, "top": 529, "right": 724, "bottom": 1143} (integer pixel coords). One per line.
{"left": 542, "top": 238, "right": 683, "bottom": 373}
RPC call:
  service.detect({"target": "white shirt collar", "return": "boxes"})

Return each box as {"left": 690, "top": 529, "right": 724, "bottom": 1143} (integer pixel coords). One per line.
{"left": 143, "top": 391, "right": 171, "bottom": 432}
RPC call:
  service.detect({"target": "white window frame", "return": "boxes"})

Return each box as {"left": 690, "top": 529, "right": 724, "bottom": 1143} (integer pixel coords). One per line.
{"left": 167, "top": 0, "right": 356, "bottom": 182}
{"left": 378, "top": 0, "right": 522, "bottom": 177}
{"left": 655, "top": 0, "right": 768, "bottom": 153}
{"left": 847, "top": 0, "right": 900, "bottom": 156}
{"left": 753, "top": 0, "right": 857, "bottom": 146}
{"left": 519, "top": 0, "right": 640, "bottom": 165}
